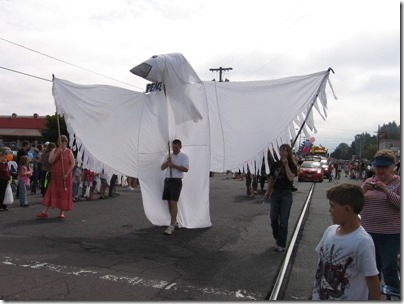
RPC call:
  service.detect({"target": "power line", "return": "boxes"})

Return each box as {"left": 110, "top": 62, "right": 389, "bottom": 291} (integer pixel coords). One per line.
{"left": 0, "top": 37, "right": 143, "bottom": 90}
{"left": 0, "top": 66, "right": 52, "bottom": 82}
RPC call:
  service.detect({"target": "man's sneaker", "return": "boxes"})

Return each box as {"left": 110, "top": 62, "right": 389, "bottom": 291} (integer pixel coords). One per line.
{"left": 274, "top": 245, "right": 285, "bottom": 252}
{"left": 164, "top": 225, "right": 175, "bottom": 235}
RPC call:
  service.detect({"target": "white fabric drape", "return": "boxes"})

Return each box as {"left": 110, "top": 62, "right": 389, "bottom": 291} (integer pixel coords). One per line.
{"left": 52, "top": 53, "right": 335, "bottom": 229}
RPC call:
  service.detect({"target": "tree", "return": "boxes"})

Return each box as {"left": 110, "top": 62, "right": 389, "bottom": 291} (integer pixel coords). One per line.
{"left": 330, "top": 121, "right": 400, "bottom": 161}
{"left": 362, "top": 141, "right": 378, "bottom": 160}
{"left": 40, "top": 114, "right": 68, "bottom": 143}
{"left": 351, "top": 132, "right": 377, "bottom": 160}
{"left": 331, "top": 143, "right": 350, "bottom": 160}
{"left": 378, "top": 121, "right": 400, "bottom": 140}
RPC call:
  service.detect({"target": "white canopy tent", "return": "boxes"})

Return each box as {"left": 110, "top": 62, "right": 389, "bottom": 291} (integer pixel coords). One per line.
{"left": 52, "top": 53, "right": 336, "bottom": 229}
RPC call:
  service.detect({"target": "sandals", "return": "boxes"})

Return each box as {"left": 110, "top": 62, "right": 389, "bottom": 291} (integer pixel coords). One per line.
{"left": 36, "top": 212, "right": 65, "bottom": 219}
{"left": 36, "top": 212, "right": 48, "bottom": 218}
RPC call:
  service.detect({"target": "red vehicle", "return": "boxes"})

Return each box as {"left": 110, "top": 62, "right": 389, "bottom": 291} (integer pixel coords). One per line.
{"left": 298, "top": 161, "right": 324, "bottom": 182}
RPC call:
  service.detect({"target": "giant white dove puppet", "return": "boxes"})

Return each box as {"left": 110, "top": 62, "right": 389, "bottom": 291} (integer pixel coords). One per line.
{"left": 52, "top": 53, "right": 336, "bottom": 229}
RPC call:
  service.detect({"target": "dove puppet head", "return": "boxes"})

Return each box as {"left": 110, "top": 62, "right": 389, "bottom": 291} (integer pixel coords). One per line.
{"left": 130, "top": 53, "right": 201, "bottom": 86}
{"left": 130, "top": 53, "right": 203, "bottom": 124}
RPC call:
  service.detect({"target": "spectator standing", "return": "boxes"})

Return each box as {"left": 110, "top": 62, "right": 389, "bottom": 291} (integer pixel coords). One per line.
{"left": 36, "top": 135, "right": 75, "bottom": 219}
{"left": 108, "top": 174, "right": 119, "bottom": 198}
{"left": 311, "top": 184, "right": 380, "bottom": 300}
{"left": 99, "top": 170, "right": 109, "bottom": 199}
{"left": 15, "top": 140, "right": 30, "bottom": 198}
{"left": 31, "top": 144, "right": 43, "bottom": 194}
{"left": 343, "top": 163, "right": 350, "bottom": 177}
{"left": 361, "top": 149, "right": 401, "bottom": 291}
{"left": 82, "top": 169, "right": 95, "bottom": 200}
{"left": 328, "top": 163, "right": 334, "bottom": 182}
{"left": 127, "top": 176, "right": 138, "bottom": 190}
{"left": 72, "top": 162, "right": 82, "bottom": 202}
{"left": 336, "top": 162, "right": 342, "bottom": 180}
{"left": 0, "top": 147, "right": 12, "bottom": 211}
{"left": 394, "top": 160, "right": 400, "bottom": 176}
{"left": 8, "top": 154, "right": 18, "bottom": 188}
{"left": 263, "top": 144, "right": 298, "bottom": 252}
{"left": 40, "top": 142, "right": 55, "bottom": 196}
{"left": 17, "top": 155, "right": 32, "bottom": 207}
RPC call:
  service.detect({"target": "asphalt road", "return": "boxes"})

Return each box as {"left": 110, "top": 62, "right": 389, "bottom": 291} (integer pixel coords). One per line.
{"left": 0, "top": 174, "right": 362, "bottom": 301}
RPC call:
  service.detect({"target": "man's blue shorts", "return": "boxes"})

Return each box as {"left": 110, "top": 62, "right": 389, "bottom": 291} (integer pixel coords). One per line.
{"left": 162, "top": 178, "right": 183, "bottom": 201}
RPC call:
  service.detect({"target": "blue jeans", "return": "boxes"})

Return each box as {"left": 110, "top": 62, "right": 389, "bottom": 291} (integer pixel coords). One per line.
{"left": 369, "top": 232, "right": 400, "bottom": 290}
{"left": 73, "top": 182, "right": 79, "bottom": 199}
{"left": 270, "top": 189, "right": 293, "bottom": 248}
{"left": 18, "top": 180, "right": 28, "bottom": 206}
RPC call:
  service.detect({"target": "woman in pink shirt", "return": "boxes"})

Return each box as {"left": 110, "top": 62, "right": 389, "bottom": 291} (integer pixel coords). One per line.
{"left": 361, "top": 149, "right": 400, "bottom": 291}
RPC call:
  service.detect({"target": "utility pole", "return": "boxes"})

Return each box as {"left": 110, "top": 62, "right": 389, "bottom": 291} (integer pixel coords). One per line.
{"left": 355, "top": 134, "right": 362, "bottom": 162}
{"left": 209, "top": 66, "right": 232, "bottom": 82}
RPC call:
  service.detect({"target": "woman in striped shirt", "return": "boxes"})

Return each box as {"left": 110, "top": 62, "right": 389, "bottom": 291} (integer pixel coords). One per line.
{"left": 361, "top": 149, "right": 400, "bottom": 291}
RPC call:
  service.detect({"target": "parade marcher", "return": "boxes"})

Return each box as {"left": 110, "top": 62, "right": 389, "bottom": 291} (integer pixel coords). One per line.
{"left": 263, "top": 144, "right": 298, "bottom": 252}
{"left": 36, "top": 135, "right": 75, "bottom": 219}
{"left": 160, "top": 139, "right": 189, "bottom": 235}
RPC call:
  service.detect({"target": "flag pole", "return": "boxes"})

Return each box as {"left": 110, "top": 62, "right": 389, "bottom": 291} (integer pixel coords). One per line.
{"left": 168, "top": 141, "right": 172, "bottom": 177}
{"left": 56, "top": 111, "right": 67, "bottom": 191}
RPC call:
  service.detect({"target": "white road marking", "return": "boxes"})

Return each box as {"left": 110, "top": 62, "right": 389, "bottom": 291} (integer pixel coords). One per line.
{"left": 1, "top": 256, "right": 261, "bottom": 300}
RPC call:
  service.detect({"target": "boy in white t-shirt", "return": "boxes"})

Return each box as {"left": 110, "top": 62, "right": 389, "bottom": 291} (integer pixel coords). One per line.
{"left": 310, "top": 183, "right": 380, "bottom": 300}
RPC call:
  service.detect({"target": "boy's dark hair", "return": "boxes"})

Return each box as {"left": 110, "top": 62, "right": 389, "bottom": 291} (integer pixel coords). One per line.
{"left": 172, "top": 139, "right": 182, "bottom": 146}
{"left": 326, "top": 183, "right": 364, "bottom": 214}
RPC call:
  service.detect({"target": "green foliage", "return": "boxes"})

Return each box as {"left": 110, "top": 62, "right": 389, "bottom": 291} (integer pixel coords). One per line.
{"left": 378, "top": 121, "right": 400, "bottom": 139}
{"left": 362, "top": 141, "right": 378, "bottom": 160}
{"left": 40, "top": 114, "right": 68, "bottom": 144}
{"left": 331, "top": 143, "right": 351, "bottom": 160}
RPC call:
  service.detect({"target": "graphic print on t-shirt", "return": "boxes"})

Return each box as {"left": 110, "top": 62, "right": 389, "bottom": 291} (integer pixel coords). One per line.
{"left": 315, "top": 244, "right": 353, "bottom": 300}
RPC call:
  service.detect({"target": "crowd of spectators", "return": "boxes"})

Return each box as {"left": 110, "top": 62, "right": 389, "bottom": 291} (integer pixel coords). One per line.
{"left": 4, "top": 140, "right": 139, "bottom": 206}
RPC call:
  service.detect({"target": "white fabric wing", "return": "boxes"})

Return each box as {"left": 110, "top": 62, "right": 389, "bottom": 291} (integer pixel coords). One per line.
{"left": 205, "top": 71, "right": 330, "bottom": 172}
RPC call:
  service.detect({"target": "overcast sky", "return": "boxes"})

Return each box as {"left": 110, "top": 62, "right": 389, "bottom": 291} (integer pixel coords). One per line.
{"left": 0, "top": 0, "right": 400, "bottom": 152}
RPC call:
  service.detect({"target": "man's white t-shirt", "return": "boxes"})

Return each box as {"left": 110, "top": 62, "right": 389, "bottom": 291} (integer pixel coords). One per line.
{"left": 164, "top": 152, "right": 189, "bottom": 178}
{"left": 312, "top": 225, "right": 378, "bottom": 300}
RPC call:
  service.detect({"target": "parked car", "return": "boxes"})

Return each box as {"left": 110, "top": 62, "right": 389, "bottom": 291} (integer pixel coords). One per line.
{"left": 298, "top": 161, "right": 324, "bottom": 182}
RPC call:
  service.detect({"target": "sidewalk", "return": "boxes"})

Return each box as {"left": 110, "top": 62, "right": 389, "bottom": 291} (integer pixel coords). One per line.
{"left": 283, "top": 175, "right": 364, "bottom": 300}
